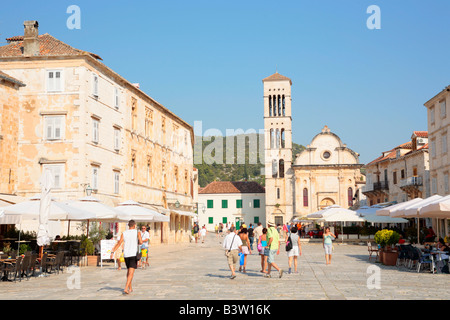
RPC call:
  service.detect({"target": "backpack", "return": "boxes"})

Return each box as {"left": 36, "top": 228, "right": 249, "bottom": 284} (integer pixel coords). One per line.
{"left": 286, "top": 232, "right": 293, "bottom": 251}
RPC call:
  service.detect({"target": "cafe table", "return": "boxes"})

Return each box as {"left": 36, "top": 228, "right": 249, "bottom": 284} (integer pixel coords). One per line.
{"left": 429, "top": 250, "right": 449, "bottom": 274}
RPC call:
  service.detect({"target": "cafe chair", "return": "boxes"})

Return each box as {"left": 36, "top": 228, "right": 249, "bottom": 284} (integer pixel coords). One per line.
{"left": 416, "top": 248, "right": 434, "bottom": 273}
{"left": 4, "top": 256, "right": 23, "bottom": 282}
{"left": 367, "top": 242, "right": 379, "bottom": 261}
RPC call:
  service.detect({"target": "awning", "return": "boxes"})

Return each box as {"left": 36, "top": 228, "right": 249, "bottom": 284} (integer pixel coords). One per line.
{"left": 171, "top": 210, "right": 196, "bottom": 217}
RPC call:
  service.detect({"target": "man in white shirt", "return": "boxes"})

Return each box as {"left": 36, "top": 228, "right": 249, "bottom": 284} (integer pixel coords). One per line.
{"left": 139, "top": 225, "right": 150, "bottom": 267}
{"left": 222, "top": 226, "right": 243, "bottom": 279}
{"left": 199, "top": 225, "right": 207, "bottom": 243}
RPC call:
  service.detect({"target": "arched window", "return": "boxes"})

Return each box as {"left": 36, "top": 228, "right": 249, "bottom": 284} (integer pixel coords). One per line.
{"left": 272, "top": 96, "right": 277, "bottom": 116}
{"left": 348, "top": 187, "right": 354, "bottom": 207}
{"left": 276, "top": 129, "right": 280, "bottom": 149}
{"left": 277, "top": 95, "right": 281, "bottom": 116}
{"left": 270, "top": 129, "right": 274, "bottom": 149}
{"left": 282, "top": 95, "right": 285, "bottom": 116}
{"left": 272, "top": 159, "right": 278, "bottom": 178}
{"left": 269, "top": 95, "right": 272, "bottom": 116}
{"left": 281, "top": 129, "right": 285, "bottom": 148}
{"left": 279, "top": 159, "right": 285, "bottom": 178}
{"left": 303, "top": 188, "right": 308, "bottom": 207}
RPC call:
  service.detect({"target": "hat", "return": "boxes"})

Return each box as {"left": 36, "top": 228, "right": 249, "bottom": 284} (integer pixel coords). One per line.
{"left": 242, "top": 224, "right": 247, "bottom": 229}
{"left": 267, "top": 218, "right": 276, "bottom": 226}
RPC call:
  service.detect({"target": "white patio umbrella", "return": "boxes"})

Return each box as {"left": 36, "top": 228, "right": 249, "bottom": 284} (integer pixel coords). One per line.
{"left": 306, "top": 205, "right": 342, "bottom": 219}
{"left": 64, "top": 196, "right": 122, "bottom": 237}
{"left": 357, "top": 206, "right": 408, "bottom": 224}
{"left": 419, "top": 195, "right": 450, "bottom": 218}
{"left": 115, "top": 200, "right": 170, "bottom": 222}
{"left": 376, "top": 198, "right": 423, "bottom": 216}
{"left": 37, "top": 169, "right": 53, "bottom": 248}
{"left": 317, "top": 209, "right": 366, "bottom": 244}
{"left": 0, "top": 196, "right": 97, "bottom": 222}
{"left": 394, "top": 195, "right": 443, "bottom": 244}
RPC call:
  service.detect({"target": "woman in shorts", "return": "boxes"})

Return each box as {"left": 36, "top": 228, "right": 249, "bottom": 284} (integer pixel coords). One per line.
{"left": 285, "top": 226, "right": 302, "bottom": 274}
{"left": 258, "top": 228, "right": 268, "bottom": 273}
{"left": 323, "top": 227, "right": 336, "bottom": 265}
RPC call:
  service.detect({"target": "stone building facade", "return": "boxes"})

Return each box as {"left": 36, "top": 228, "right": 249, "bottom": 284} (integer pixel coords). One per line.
{"left": 262, "top": 73, "right": 364, "bottom": 223}
{"left": 293, "top": 126, "right": 365, "bottom": 217}
{"left": 362, "top": 131, "right": 429, "bottom": 205}
{"left": 0, "top": 21, "right": 195, "bottom": 244}
{"left": 0, "top": 71, "right": 25, "bottom": 195}
{"left": 424, "top": 86, "right": 450, "bottom": 196}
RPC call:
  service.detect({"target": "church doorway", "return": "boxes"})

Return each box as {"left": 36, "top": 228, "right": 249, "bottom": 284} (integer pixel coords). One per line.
{"left": 319, "top": 198, "right": 335, "bottom": 209}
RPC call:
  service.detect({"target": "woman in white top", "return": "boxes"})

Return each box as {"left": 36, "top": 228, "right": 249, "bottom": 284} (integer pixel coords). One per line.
{"left": 111, "top": 220, "right": 142, "bottom": 294}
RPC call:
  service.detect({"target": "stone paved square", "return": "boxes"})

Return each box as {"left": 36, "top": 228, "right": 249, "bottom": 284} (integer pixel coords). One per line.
{"left": 1, "top": 234, "right": 448, "bottom": 300}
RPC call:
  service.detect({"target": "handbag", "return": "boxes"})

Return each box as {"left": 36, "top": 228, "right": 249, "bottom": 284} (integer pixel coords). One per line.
{"left": 286, "top": 232, "right": 293, "bottom": 251}
{"left": 257, "top": 236, "right": 262, "bottom": 251}
{"left": 225, "top": 234, "right": 236, "bottom": 257}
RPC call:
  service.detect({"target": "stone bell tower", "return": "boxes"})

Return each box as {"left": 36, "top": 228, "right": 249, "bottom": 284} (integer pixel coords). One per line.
{"left": 263, "top": 72, "right": 294, "bottom": 226}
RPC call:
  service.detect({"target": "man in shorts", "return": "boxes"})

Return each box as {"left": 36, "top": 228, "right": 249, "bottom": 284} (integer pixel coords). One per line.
{"left": 223, "top": 226, "right": 243, "bottom": 279}
{"left": 111, "top": 220, "right": 143, "bottom": 294}
{"left": 265, "top": 219, "right": 283, "bottom": 278}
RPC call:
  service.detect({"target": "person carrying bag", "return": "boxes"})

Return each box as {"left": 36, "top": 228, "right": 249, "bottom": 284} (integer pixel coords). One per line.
{"left": 223, "top": 226, "right": 243, "bottom": 279}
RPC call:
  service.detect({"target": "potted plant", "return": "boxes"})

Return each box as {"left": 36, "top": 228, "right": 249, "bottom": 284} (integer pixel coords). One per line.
{"left": 383, "top": 230, "right": 400, "bottom": 266}
{"left": 374, "top": 229, "right": 400, "bottom": 265}
{"left": 81, "top": 238, "right": 97, "bottom": 267}
{"left": 374, "top": 229, "right": 388, "bottom": 264}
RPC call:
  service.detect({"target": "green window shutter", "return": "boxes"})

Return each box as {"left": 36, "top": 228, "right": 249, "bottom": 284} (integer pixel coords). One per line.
{"left": 207, "top": 200, "right": 213, "bottom": 208}
{"left": 253, "top": 199, "right": 260, "bottom": 208}
{"left": 222, "top": 217, "right": 228, "bottom": 224}
{"left": 236, "top": 199, "right": 242, "bottom": 208}
{"left": 254, "top": 216, "right": 259, "bottom": 224}
{"left": 208, "top": 217, "right": 214, "bottom": 224}
{"left": 222, "top": 200, "right": 228, "bottom": 208}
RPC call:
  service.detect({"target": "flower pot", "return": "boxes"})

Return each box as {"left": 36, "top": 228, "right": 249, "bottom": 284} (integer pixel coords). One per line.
{"left": 379, "top": 249, "right": 384, "bottom": 264}
{"left": 383, "top": 250, "right": 398, "bottom": 266}
{"left": 87, "top": 255, "right": 99, "bottom": 267}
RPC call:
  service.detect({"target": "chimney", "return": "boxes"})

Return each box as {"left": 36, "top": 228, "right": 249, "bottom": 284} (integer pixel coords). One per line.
{"left": 23, "top": 20, "right": 40, "bottom": 57}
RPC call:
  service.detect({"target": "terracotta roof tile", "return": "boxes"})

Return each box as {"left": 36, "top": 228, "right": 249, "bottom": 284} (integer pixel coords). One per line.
{"left": 263, "top": 72, "right": 292, "bottom": 84}
{"left": 0, "top": 33, "right": 102, "bottom": 60}
{"left": 199, "top": 181, "right": 265, "bottom": 194}
{"left": 413, "top": 131, "right": 428, "bottom": 138}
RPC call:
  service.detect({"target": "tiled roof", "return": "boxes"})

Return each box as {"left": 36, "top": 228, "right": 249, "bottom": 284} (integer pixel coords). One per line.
{"left": 263, "top": 72, "right": 292, "bottom": 84}
{"left": 413, "top": 131, "right": 428, "bottom": 138}
{"left": 0, "top": 70, "right": 25, "bottom": 86}
{"left": 199, "top": 181, "right": 265, "bottom": 194}
{"left": 0, "top": 33, "right": 102, "bottom": 60}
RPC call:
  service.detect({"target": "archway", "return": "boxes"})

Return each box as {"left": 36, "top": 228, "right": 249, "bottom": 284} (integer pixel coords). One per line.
{"left": 319, "top": 197, "right": 335, "bottom": 209}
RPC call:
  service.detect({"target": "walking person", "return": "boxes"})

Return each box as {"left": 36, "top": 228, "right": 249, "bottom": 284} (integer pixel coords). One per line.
{"left": 323, "top": 227, "right": 336, "bottom": 265}
{"left": 285, "top": 225, "right": 302, "bottom": 274}
{"left": 138, "top": 225, "right": 150, "bottom": 268}
{"left": 200, "top": 225, "right": 207, "bottom": 243}
{"left": 248, "top": 224, "right": 255, "bottom": 251}
{"left": 193, "top": 222, "right": 200, "bottom": 243}
{"left": 254, "top": 222, "right": 263, "bottom": 244}
{"left": 223, "top": 226, "right": 243, "bottom": 279}
{"left": 265, "top": 219, "right": 283, "bottom": 278}
{"left": 238, "top": 227, "right": 251, "bottom": 273}
{"left": 258, "top": 227, "right": 268, "bottom": 273}
{"left": 110, "top": 220, "right": 143, "bottom": 294}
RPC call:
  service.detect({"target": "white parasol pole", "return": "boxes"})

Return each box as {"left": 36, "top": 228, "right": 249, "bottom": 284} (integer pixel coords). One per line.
{"left": 37, "top": 169, "right": 53, "bottom": 258}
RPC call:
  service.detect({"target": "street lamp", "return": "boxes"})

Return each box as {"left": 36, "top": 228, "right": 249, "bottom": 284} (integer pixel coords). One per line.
{"left": 85, "top": 185, "right": 93, "bottom": 196}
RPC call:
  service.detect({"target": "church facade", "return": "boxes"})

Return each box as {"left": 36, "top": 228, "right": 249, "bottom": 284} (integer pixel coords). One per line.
{"left": 263, "top": 73, "right": 364, "bottom": 225}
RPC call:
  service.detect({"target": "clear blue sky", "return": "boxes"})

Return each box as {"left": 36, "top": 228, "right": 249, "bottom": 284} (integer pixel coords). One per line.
{"left": 1, "top": 0, "right": 449, "bottom": 164}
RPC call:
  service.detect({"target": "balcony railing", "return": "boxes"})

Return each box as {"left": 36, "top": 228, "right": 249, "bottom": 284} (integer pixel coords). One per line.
{"left": 361, "top": 183, "right": 374, "bottom": 193}
{"left": 374, "top": 181, "right": 389, "bottom": 191}
{"left": 400, "top": 176, "right": 423, "bottom": 188}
